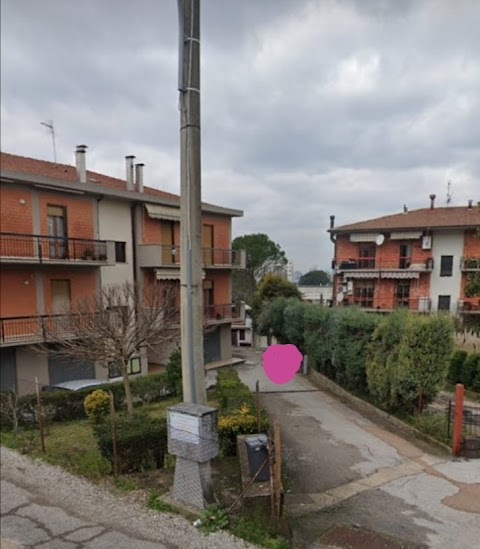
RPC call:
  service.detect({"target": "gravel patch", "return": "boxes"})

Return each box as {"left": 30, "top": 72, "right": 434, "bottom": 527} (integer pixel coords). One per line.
{"left": 1, "top": 447, "right": 256, "bottom": 549}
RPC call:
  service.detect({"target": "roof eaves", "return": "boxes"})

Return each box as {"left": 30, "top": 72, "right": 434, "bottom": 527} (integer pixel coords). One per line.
{"left": 1, "top": 169, "right": 244, "bottom": 217}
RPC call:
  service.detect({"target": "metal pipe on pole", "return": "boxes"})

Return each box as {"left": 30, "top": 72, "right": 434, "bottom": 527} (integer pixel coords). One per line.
{"left": 178, "top": 0, "right": 206, "bottom": 405}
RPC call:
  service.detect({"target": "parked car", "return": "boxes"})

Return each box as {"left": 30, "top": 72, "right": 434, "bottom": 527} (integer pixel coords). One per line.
{"left": 41, "top": 379, "right": 109, "bottom": 392}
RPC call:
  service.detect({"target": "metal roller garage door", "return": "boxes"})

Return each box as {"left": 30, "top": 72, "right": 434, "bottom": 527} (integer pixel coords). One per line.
{"left": 204, "top": 330, "right": 221, "bottom": 363}
{"left": 48, "top": 356, "right": 95, "bottom": 385}
{"left": 0, "top": 348, "right": 17, "bottom": 391}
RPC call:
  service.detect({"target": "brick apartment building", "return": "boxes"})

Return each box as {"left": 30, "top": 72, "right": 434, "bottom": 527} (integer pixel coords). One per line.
{"left": 329, "top": 195, "right": 480, "bottom": 323}
{"left": 0, "top": 148, "right": 245, "bottom": 393}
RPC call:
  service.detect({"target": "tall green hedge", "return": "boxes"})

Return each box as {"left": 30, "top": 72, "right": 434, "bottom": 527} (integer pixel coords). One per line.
{"left": 367, "top": 312, "right": 454, "bottom": 413}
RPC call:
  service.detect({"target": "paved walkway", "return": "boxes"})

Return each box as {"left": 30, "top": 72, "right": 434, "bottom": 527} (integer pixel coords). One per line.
{"left": 234, "top": 347, "right": 480, "bottom": 549}
{"left": 0, "top": 447, "right": 253, "bottom": 549}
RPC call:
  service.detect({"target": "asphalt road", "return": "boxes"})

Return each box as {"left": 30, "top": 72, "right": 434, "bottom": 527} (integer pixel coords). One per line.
{"left": 235, "top": 347, "right": 480, "bottom": 549}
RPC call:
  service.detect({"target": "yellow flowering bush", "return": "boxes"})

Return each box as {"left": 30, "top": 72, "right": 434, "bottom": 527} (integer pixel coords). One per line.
{"left": 218, "top": 410, "right": 269, "bottom": 456}
{"left": 84, "top": 389, "right": 110, "bottom": 424}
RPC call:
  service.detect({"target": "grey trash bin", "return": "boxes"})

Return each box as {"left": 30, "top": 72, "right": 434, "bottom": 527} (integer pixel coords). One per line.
{"left": 244, "top": 434, "right": 269, "bottom": 482}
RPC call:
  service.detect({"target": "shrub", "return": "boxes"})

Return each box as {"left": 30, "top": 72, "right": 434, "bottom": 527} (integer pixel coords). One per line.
{"left": 304, "top": 306, "right": 337, "bottom": 378}
{"left": 94, "top": 411, "right": 167, "bottom": 473}
{"left": 283, "top": 300, "right": 308, "bottom": 352}
{"left": 218, "top": 405, "right": 269, "bottom": 456}
{"left": 165, "top": 349, "right": 182, "bottom": 396}
{"left": 367, "top": 312, "right": 454, "bottom": 413}
{"left": 461, "top": 353, "right": 480, "bottom": 389}
{"left": 217, "top": 369, "right": 254, "bottom": 411}
{"left": 131, "top": 373, "right": 169, "bottom": 404}
{"left": 333, "top": 308, "right": 380, "bottom": 393}
{"left": 84, "top": 390, "right": 110, "bottom": 423}
{"left": 448, "top": 350, "right": 468, "bottom": 384}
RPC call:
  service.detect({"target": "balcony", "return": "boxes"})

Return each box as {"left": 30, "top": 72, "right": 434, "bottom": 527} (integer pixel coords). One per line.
{"left": 137, "top": 244, "right": 246, "bottom": 269}
{"left": 0, "top": 232, "right": 114, "bottom": 266}
{"left": 333, "top": 256, "right": 433, "bottom": 279}
{"left": 461, "top": 257, "right": 480, "bottom": 271}
{"left": 204, "top": 303, "right": 241, "bottom": 325}
{"left": 457, "top": 299, "right": 480, "bottom": 314}
{"left": 0, "top": 314, "right": 74, "bottom": 347}
{"left": 350, "top": 297, "right": 432, "bottom": 313}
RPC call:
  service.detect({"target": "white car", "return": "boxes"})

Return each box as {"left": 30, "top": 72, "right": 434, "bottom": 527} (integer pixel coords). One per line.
{"left": 42, "top": 379, "right": 109, "bottom": 392}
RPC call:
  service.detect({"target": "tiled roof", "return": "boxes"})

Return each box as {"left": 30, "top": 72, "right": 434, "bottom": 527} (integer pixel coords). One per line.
{"left": 331, "top": 206, "right": 480, "bottom": 233}
{"left": 0, "top": 151, "right": 179, "bottom": 200}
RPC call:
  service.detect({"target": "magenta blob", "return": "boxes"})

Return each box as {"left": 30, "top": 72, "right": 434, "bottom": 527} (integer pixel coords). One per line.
{"left": 262, "top": 344, "right": 303, "bottom": 384}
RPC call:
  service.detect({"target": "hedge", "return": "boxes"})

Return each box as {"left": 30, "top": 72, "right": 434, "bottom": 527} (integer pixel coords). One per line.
{"left": 216, "top": 368, "right": 268, "bottom": 456}
{"left": 0, "top": 373, "right": 170, "bottom": 430}
{"left": 93, "top": 411, "right": 167, "bottom": 473}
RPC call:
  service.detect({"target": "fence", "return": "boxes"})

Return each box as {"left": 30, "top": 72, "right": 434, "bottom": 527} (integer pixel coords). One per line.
{"left": 447, "top": 384, "right": 480, "bottom": 458}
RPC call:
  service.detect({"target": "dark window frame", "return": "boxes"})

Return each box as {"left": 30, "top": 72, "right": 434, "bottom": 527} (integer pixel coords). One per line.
{"left": 399, "top": 243, "right": 412, "bottom": 269}
{"left": 114, "top": 241, "right": 126, "bottom": 263}
{"left": 438, "top": 295, "right": 451, "bottom": 311}
{"left": 395, "top": 280, "right": 411, "bottom": 307}
{"left": 108, "top": 357, "right": 141, "bottom": 378}
{"left": 440, "top": 256, "right": 453, "bottom": 277}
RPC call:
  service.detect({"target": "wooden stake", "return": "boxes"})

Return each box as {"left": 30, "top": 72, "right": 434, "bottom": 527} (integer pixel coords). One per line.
{"left": 35, "top": 377, "right": 45, "bottom": 453}
{"left": 273, "top": 421, "right": 282, "bottom": 519}
{"left": 267, "top": 435, "right": 276, "bottom": 519}
{"left": 256, "top": 380, "right": 261, "bottom": 432}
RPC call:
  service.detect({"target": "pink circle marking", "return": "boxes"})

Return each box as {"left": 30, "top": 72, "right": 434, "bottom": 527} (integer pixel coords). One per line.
{"left": 262, "top": 344, "right": 303, "bottom": 384}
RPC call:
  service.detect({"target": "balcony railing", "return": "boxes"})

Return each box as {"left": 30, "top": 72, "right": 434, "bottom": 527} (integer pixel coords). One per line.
{"left": 0, "top": 232, "right": 109, "bottom": 264}
{"left": 461, "top": 257, "right": 480, "bottom": 271}
{"left": 0, "top": 314, "right": 74, "bottom": 345}
{"left": 334, "top": 257, "right": 434, "bottom": 272}
{"left": 204, "top": 303, "right": 240, "bottom": 322}
{"left": 348, "top": 296, "right": 432, "bottom": 312}
{"left": 137, "top": 244, "right": 246, "bottom": 269}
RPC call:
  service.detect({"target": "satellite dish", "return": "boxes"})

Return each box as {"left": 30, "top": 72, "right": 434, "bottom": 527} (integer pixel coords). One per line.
{"left": 376, "top": 234, "right": 385, "bottom": 246}
{"left": 336, "top": 291, "right": 344, "bottom": 303}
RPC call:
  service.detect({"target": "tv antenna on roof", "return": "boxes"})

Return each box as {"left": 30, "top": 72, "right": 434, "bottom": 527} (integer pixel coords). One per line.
{"left": 40, "top": 120, "right": 57, "bottom": 163}
{"left": 446, "top": 180, "right": 453, "bottom": 206}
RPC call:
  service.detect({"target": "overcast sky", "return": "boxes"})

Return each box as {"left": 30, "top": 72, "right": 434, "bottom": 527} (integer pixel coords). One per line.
{"left": 1, "top": 0, "right": 479, "bottom": 273}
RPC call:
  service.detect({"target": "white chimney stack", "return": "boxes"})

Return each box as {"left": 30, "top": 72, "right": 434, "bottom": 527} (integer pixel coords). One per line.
{"left": 125, "top": 155, "right": 135, "bottom": 191}
{"left": 135, "top": 163, "right": 145, "bottom": 193}
{"left": 75, "top": 145, "right": 88, "bottom": 183}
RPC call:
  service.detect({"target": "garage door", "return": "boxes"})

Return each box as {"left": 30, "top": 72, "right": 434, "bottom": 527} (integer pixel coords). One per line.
{"left": 0, "top": 348, "right": 17, "bottom": 391}
{"left": 204, "top": 329, "right": 221, "bottom": 363}
{"left": 48, "top": 356, "right": 95, "bottom": 385}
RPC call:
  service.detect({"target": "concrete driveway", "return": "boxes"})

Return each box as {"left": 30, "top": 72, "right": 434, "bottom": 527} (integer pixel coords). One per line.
{"left": 234, "top": 347, "right": 480, "bottom": 549}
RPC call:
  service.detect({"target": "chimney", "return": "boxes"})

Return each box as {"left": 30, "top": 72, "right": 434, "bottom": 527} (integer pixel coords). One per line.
{"left": 125, "top": 155, "right": 135, "bottom": 191}
{"left": 135, "top": 163, "right": 145, "bottom": 192}
{"left": 429, "top": 194, "right": 436, "bottom": 210}
{"left": 75, "top": 145, "right": 88, "bottom": 183}
{"left": 468, "top": 199, "right": 473, "bottom": 209}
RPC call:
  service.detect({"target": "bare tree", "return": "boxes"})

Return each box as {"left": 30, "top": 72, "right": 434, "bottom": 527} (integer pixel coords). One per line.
{"left": 0, "top": 389, "right": 21, "bottom": 432}
{"left": 40, "top": 282, "right": 180, "bottom": 414}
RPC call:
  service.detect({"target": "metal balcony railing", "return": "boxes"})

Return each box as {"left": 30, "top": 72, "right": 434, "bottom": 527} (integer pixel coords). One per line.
{"left": 0, "top": 314, "right": 74, "bottom": 344}
{"left": 0, "top": 232, "right": 108, "bottom": 263}
{"left": 348, "top": 296, "right": 432, "bottom": 312}
{"left": 461, "top": 257, "right": 480, "bottom": 271}
{"left": 333, "top": 256, "right": 434, "bottom": 271}
{"left": 204, "top": 303, "right": 240, "bottom": 322}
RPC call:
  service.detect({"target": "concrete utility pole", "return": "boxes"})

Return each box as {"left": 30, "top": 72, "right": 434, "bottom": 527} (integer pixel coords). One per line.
{"left": 178, "top": 0, "right": 206, "bottom": 405}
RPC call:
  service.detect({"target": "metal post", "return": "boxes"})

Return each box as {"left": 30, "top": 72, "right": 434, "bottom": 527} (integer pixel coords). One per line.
{"left": 178, "top": 0, "right": 206, "bottom": 405}
{"left": 35, "top": 377, "right": 46, "bottom": 453}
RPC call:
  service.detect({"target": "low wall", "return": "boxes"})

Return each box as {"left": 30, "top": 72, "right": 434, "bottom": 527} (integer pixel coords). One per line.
{"left": 307, "top": 368, "right": 452, "bottom": 456}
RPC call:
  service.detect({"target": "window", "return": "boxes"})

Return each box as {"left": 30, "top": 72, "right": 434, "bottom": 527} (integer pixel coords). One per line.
{"left": 440, "top": 256, "right": 453, "bottom": 277}
{"left": 358, "top": 245, "right": 375, "bottom": 269}
{"left": 47, "top": 205, "right": 67, "bottom": 259}
{"left": 395, "top": 280, "right": 410, "bottom": 307}
{"left": 438, "top": 295, "right": 451, "bottom": 312}
{"left": 108, "top": 357, "right": 141, "bottom": 378}
{"left": 115, "top": 241, "right": 126, "bottom": 263}
{"left": 399, "top": 244, "right": 412, "bottom": 269}
{"left": 354, "top": 281, "right": 374, "bottom": 307}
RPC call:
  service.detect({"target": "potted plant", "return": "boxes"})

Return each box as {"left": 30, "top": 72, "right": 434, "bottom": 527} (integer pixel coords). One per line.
{"left": 83, "top": 248, "right": 94, "bottom": 260}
